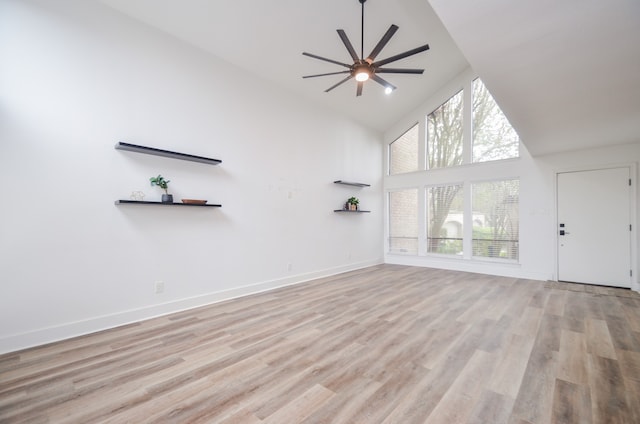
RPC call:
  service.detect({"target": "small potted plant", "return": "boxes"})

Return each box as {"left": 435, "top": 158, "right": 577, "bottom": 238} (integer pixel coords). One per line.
{"left": 150, "top": 174, "right": 172, "bottom": 203}
{"left": 346, "top": 196, "right": 359, "bottom": 211}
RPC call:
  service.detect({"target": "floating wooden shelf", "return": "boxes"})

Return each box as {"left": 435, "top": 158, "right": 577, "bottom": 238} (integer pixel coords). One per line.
{"left": 334, "top": 209, "right": 371, "bottom": 213}
{"left": 333, "top": 180, "right": 370, "bottom": 187}
{"left": 115, "top": 200, "right": 221, "bottom": 208}
{"left": 115, "top": 142, "right": 221, "bottom": 165}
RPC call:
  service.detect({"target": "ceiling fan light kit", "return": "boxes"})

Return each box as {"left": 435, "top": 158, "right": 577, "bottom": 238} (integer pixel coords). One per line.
{"left": 302, "top": 0, "right": 429, "bottom": 97}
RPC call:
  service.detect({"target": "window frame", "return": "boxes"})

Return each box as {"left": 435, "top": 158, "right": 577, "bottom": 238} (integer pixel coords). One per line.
{"left": 387, "top": 188, "right": 420, "bottom": 255}
{"left": 385, "top": 74, "right": 522, "bottom": 264}
{"left": 471, "top": 78, "right": 520, "bottom": 164}
{"left": 470, "top": 178, "right": 520, "bottom": 263}
{"left": 388, "top": 122, "right": 420, "bottom": 176}
{"left": 425, "top": 183, "right": 465, "bottom": 258}
{"left": 426, "top": 89, "right": 465, "bottom": 171}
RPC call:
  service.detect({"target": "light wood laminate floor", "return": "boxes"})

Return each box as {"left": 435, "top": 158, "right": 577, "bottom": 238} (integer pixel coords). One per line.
{"left": 1, "top": 265, "right": 640, "bottom": 423}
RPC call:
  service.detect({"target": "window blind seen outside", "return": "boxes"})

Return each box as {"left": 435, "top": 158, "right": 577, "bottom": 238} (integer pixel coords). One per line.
{"left": 472, "top": 179, "right": 519, "bottom": 260}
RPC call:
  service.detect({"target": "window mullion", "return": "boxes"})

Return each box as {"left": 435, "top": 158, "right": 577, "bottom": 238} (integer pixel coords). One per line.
{"left": 418, "top": 187, "right": 427, "bottom": 256}
{"left": 463, "top": 181, "right": 473, "bottom": 259}
{"left": 463, "top": 79, "right": 473, "bottom": 165}
{"left": 419, "top": 116, "right": 427, "bottom": 171}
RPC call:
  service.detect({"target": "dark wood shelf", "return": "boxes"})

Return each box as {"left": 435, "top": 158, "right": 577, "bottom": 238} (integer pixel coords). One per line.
{"left": 115, "top": 200, "right": 221, "bottom": 207}
{"left": 333, "top": 180, "right": 370, "bottom": 187}
{"left": 334, "top": 209, "right": 371, "bottom": 213}
{"left": 115, "top": 142, "right": 221, "bottom": 165}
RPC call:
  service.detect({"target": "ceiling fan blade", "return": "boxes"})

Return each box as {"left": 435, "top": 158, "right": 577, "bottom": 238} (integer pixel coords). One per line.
{"left": 325, "top": 75, "right": 354, "bottom": 93}
{"left": 371, "top": 74, "right": 397, "bottom": 91}
{"left": 356, "top": 81, "right": 364, "bottom": 97}
{"left": 376, "top": 68, "right": 424, "bottom": 74}
{"left": 337, "top": 30, "right": 360, "bottom": 62}
{"left": 366, "top": 24, "right": 398, "bottom": 63}
{"left": 373, "top": 44, "right": 430, "bottom": 67}
{"left": 303, "top": 70, "right": 351, "bottom": 79}
{"left": 302, "top": 52, "right": 352, "bottom": 68}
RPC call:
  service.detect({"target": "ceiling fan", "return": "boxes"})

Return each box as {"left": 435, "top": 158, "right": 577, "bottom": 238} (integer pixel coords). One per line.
{"left": 302, "top": 0, "right": 430, "bottom": 96}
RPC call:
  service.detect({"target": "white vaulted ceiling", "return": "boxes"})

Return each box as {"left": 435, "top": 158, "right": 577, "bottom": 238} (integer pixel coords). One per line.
{"left": 99, "top": 0, "right": 469, "bottom": 134}
{"left": 99, "top": 0, "right": 640, "bottom": 155}
{"left": 428, "top": 0, "right": 640, "bottom": 156}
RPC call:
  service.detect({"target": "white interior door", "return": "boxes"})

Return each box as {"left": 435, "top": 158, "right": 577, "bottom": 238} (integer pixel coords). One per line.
{"left": 557, "top": 167, "right": 631, "bottom": 288}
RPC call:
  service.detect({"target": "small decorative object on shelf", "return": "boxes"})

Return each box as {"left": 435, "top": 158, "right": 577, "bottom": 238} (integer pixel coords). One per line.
{"left": 346, "top": 196, "right": 359, "bottom": 211}
{"left": 181, "top": 199, "right": 207, "bottom": 205}
{"left": 130, "top": 191, "right": 145, "bottom": 201}
{"left": 150, "top": 175, "right": 172, "bottom": 203}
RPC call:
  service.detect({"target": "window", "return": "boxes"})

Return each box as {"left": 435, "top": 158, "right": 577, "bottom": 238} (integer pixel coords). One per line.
{"left": 427, "top": 90, "right": 464, "bottom": 169}
{"left": 472, "top": 180, "right": 519, "bottom": 260}
{"left": 388, "top": 189, "right": 418, "bottom": 254}
{"left": 386, "top": 77, "right": 521, "bottom": 264}
{"left": 472, "top": 79, "right": 519, "bottom": 162}
{"left": 389, "top": 123, "right": 419, "bottom": 175}
{"left": 427, "top": 185, "right": 464, "bottom": 255}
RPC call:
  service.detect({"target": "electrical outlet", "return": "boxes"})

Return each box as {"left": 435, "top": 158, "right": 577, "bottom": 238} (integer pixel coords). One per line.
{"left": 155, "top": 281, "right": 165, "bottom": 294}
{"left": 287, "top": 263, "right": 292, "bottom": 271}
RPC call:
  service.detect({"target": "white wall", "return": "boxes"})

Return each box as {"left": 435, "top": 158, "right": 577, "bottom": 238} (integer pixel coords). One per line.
{"left": 0, "top": 0, "right": 383, "bottom": 354}
{"left": 384, "top": 68, "right": 640, "bottom": 291}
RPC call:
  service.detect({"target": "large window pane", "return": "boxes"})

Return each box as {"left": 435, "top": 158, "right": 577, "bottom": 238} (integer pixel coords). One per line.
{"left": 427, "top": 90, "right": 464, "bottom": 169}
{"left": 472, "top": 180, "right": 519, "bottom": 260}
{"left": 472, "top": 79, "right": 519, "bottom": 162}
{"left": 389, "top": 189, "right": 418, "bottom": 254}
{"left": 427, "top": 185, "right": 463, "bottom": 255}
{"left": 389, "top": 123, "right": 419, "bottom": 175}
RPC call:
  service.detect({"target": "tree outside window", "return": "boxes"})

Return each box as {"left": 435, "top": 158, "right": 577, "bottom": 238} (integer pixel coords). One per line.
{"left": 472, "top": 180, "right": 519, "bottom": 260}
{"left": 427, "top": 90, "right": 464, "bottom": 170}
{"left": 427, "top": 185, "right": 464, "bottom": 255}
{"left": 472, "top": 79, "right": 519, "bottom": 163}
{"left": 387, "top": 78, "right": 520, "bottom": 261}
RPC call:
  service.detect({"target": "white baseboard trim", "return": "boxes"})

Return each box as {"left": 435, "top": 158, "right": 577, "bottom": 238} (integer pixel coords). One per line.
{"left": 384, "top": 254, "right": 553, "bottom": 282}
{"left": 0, "top": 259, "right": 382, "bottom": 355}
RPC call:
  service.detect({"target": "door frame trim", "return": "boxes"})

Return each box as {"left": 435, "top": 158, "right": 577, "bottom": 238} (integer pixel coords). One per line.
{"left": 554, "top": 163, "right": 638, "bottom": 291}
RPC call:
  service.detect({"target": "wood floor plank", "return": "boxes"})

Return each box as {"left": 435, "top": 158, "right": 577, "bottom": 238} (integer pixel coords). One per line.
{"left": 557, "top": 330, "right": 588, "bottom": 386}
{"left": 424, "top": 349, "right": 497, "bottom": 424}
{"left": 345, "top": 361, "right": 429, "bottom": 423}
{"left": 544, "top": 289, "right": 567, "bottom": 317}
{"left": 616, "top": 349, "right": 640, "bottom": 382}
{"left": 551, "top": 378, "right": 592, "bottom": 424}
{"left": 300, "top": 377, "right": 382, "bottom": 424}
{"left": 510, "top": 350, "right": 558, "bottom": 424}
{"left": 262, "top": 384, "right": 335, "bottom": 424}
{"left": 585, "top": 318, "right": 617, "bottom": 360}
{"left": 619, "top": 296, "right": 640, "bottom": 333}
{"left": 623, "top": 376, "right": 640, "bottom": 424}
{"left": 1, "top": 265, "right": 639, "bottom": 423}
{"left": 487, "top": 334, "right": 535, "bottom": 398}
{"left": 467, "top": 389, "right": 515, "bottom": 424}
{"left": 588, "top": 354, "right": 632, "bottom": 423}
